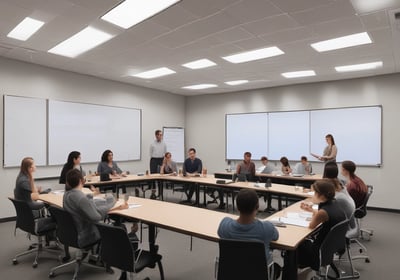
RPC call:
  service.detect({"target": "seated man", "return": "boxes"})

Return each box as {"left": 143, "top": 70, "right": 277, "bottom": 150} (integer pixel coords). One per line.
{"left": 236, "top": 152, "right": 256, "bottom": 181}
{"left": 293, "top": 156, "right": 312, "bottom": 175}
{"left": 256, "top": 156, "right": 275, "bottom": 212}
{"left": 63, "top": 169, "right": 128, "bottom": 248}
{"left": 218, "top": 189, "right": 279, "bottom": 265}
{"left": 256, "top": 156, "right": 275, "bottom": 174}
{"left": 182, "top": 148, "right": 202, "bottom": 203}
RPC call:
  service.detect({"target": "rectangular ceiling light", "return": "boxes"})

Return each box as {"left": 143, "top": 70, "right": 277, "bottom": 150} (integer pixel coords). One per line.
{"left": 335, "top": 61, "right": 383, "bottom": 72}
{"left": 7, "top": 17, "right": 45, "bottom": 41}
{"left": 350, "top": 0, "right": 399, "bottom": 14}
{"left": 132, "top": 67, "right": 176, "bottom": 79}
{"left": 281, "top": 70, "right": 316, "bottom": 78}
{"left": 101, "top": 0, "right": 181, "bottom": 29}
{"left": 182, "top": 59, "right": 217, "bottom": 69}
{"left": 225, "top": 80, "right": 249, "bottom": 86}
{"left": 311, "top": 32, "right": 372, "bottom": 52}
{"left": 222, "top": 46, "right": 284, "bottom": 64}
{"left": 182, "top": 84, "right": 218, "bottom": 90}
{"left": 48, "top": 26, "right": 113, "bottom": 58}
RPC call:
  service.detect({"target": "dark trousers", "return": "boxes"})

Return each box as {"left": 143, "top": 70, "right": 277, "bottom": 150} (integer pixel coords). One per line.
{"left": 150, "top": 157, "right": 163, "bottom": 173}
{"left": 150, "top": 157, "right": 163, "bottom": 190}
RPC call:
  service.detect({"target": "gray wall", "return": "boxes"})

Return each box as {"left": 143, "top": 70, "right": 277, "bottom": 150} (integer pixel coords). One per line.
{"left": 185, "top": 74, "right": 400, "bottom": 210}
{"left": 0, "top": 57, "right": 185, "bottom": 218}
{"left": 1, "top": 56, "right": 399, "bottom": 218}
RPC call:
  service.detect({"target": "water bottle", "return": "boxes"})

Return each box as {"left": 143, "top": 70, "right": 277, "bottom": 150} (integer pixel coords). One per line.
{"left": 265, "top": 178, "right": 272, "bottom": 188}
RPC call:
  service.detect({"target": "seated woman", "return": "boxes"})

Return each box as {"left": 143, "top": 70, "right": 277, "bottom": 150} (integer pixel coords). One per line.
{"left": 59, "top": 151, "right": 85, "bottom": 184}
{"left": 297, "top": 179, "right": 346, "bottom": 270}
{"left": 97, "top": 149, "right": 125, "bottom": 177}
{"left": 97, "top": 150, "right": 126, "bottom": 193}
{"left": 14, "top": 157, "right": 43, "bottom": 210}
{"left": 279, "top": 156, "right": 292, "bottom": 175}
{"left": 323, "top": 162, "right": 356, "bottom": 228}
{"left": 160, "top": 152, "right": 177, "bottom": 175}
{"left": 341, "top": 160, "right": 368, "bottom": 209}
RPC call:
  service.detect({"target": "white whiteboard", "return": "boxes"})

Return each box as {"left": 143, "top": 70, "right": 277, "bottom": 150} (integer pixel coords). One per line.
{"left": 163, "top": 127, "right": 184, "bottom": 163}
{"left": 226, "top": 106, "right": 382, "bottom": 166}
{"left": 268, "top": 111, "right": 310, "bottom": 160}
{"left": 226, "top": 113, "right": 268, "bottom": 159}
{"left": 310, "top": 107, "right": 381, "bottom": 165}
{"left": 3, "top": 95, "right": 47, "bottom": 167}
{"left": 48, "top": 100, "right": 141, "bottom": 165}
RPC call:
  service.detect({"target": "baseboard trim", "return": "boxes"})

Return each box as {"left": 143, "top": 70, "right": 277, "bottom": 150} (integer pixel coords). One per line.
{"left": 368, "top": 206, "right": 400, "bottom": 214}
{"left": 0, "top": 216, "right": 16, "bottom": 223}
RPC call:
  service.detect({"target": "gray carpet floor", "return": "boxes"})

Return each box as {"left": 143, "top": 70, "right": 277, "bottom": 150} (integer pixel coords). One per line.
{"left": 1, "top": 189, "right": 399, "bottom": 280}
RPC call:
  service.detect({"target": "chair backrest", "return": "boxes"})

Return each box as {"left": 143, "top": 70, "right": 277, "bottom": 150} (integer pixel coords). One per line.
{"left": 218, "top": 238, "right": 268, "bottom": 280}
{"left": 235, "top": 173, "right": 248, "bottom": 182}
{"left": 96, "top": 223, "right": 135, "bottom": 272}
{"left": 9, "top": 198, "right": 36, "bottom": 235}
{"left": 319, "top": 219, "right": 349, "bottom": 267}
{"left": 48, "top": 206, "right": 79, "bottom": 248}
{"left": 354, "top": 185, "right": 373, "bottom": 219}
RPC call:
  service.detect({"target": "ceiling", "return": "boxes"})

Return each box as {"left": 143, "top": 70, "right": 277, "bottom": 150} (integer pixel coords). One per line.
{"left": 1, "top": 0, "right": 400, "bottom": 96}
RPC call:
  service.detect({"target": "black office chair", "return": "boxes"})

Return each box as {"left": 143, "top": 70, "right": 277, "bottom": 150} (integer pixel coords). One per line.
{"left": 355, "top": 185, "right": 373, "bottom": 240}
{"left": 48, "top": 206, "right": 100, "bottom": 279}
{"left": 217, "top": 238, "right": 274, "bottom": 280}
{"left": 96, "top": 223, "right": 164, "bottom": 280}
{"left": 312, "top": 219, "right": 350, "bottom": 280}
{"left": 9, "top": 197, "right": 57, "bottom": 268}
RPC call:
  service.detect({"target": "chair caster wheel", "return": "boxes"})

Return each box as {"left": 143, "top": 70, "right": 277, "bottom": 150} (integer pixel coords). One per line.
{"left": 365, "top": 258, "right": 370, "bottom": 263}
{"left": 12, "top": 259, "right": 18, "bottom": 265}
{"left": 49, "top": 272, "right": 55, "bottom": 278}
{"left": 32, "top": 262, "right": 38, "bottom": 268}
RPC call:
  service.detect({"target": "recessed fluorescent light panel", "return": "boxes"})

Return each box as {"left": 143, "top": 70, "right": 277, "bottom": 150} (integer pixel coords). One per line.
{"left": 335, "top": 61, "right": 383, "bottom": 72}
{"left": 350, "top": 0, "right": 398, "bottom": 14}
{"left": 182, "top": 59, "right": 216, "bottom": 69}
{"left": 222, "top": 46, "right": 284, "bottom": 64}
{"left": 282, "top": 70, "right": 316, "bottom": 78}
{"left": 132, "top": 67, "right": 176, "bottom": 79}
{"left": 225, "top": 80, "right": 249, "bottom": 86}
{"left": 311, "top": 32, "right": 372, "bottom": 52}
{"left": 7, "top": 17, "right": 45, "bottom": 41}
{"left": 48, "top": 27, "right": 113, "bottom": 58}
{"left": 101, "top": 0, "right": 181, "bottom": 29}
{"left": 182, "top": 84, "right": 218, "bottom": 90}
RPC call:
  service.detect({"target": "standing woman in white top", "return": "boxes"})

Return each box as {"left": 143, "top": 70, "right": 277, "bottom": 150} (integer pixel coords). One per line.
{"left": 319, "top": 134, "right": 337, "bottom": 163}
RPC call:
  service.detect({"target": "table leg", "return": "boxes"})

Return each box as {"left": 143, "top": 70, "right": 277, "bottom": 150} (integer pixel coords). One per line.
{"left": 282, "top": 249, "right": 298, "bottom": 280}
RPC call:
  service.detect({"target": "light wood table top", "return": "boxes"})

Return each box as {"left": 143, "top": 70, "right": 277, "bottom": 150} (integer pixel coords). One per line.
{"left": 39, "top": 191, "right": 314, "bottom": 250}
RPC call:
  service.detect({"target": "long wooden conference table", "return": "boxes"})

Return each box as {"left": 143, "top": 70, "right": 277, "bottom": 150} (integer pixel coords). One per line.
{"left": 39, "top": 188, "right": 315, "bottom": 280}
{"left": 215, "top": 171, "right": 323, "bottom": 187}
{"left": 83, "top": 173, "right": 315, "bottom": 211}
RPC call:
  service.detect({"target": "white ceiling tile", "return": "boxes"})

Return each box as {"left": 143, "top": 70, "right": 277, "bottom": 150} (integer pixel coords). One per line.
{"left": 178, "top": 0, "right": 240, "bottom": 17}
{"left": 360, "top": 10, "right": 390, "bottom": 30}
{"left": 269, "top": 0, "right": 333, "bottom": 13}
{"left": 224, "top": 0, "right": 283, "bottom": 24}
{"left": 311, "top": 16, "right": 364, "bottom": 37}
{"left": 290, "top": 0, "right": 356, "bottom": 26}
{"left": 241, "top": 14, "right": 299, "bottom": 36}
{"left": 150, "top": 4, "right": 200, "bottom": 30}
{"left": 214, "top": 27, "right": 254, "bottom": 43}
{"left": 260, "top": 27, "right": 314, "bottom": 45}
{"left": 155, "top": 11, "right": 239, "bottom": 48}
